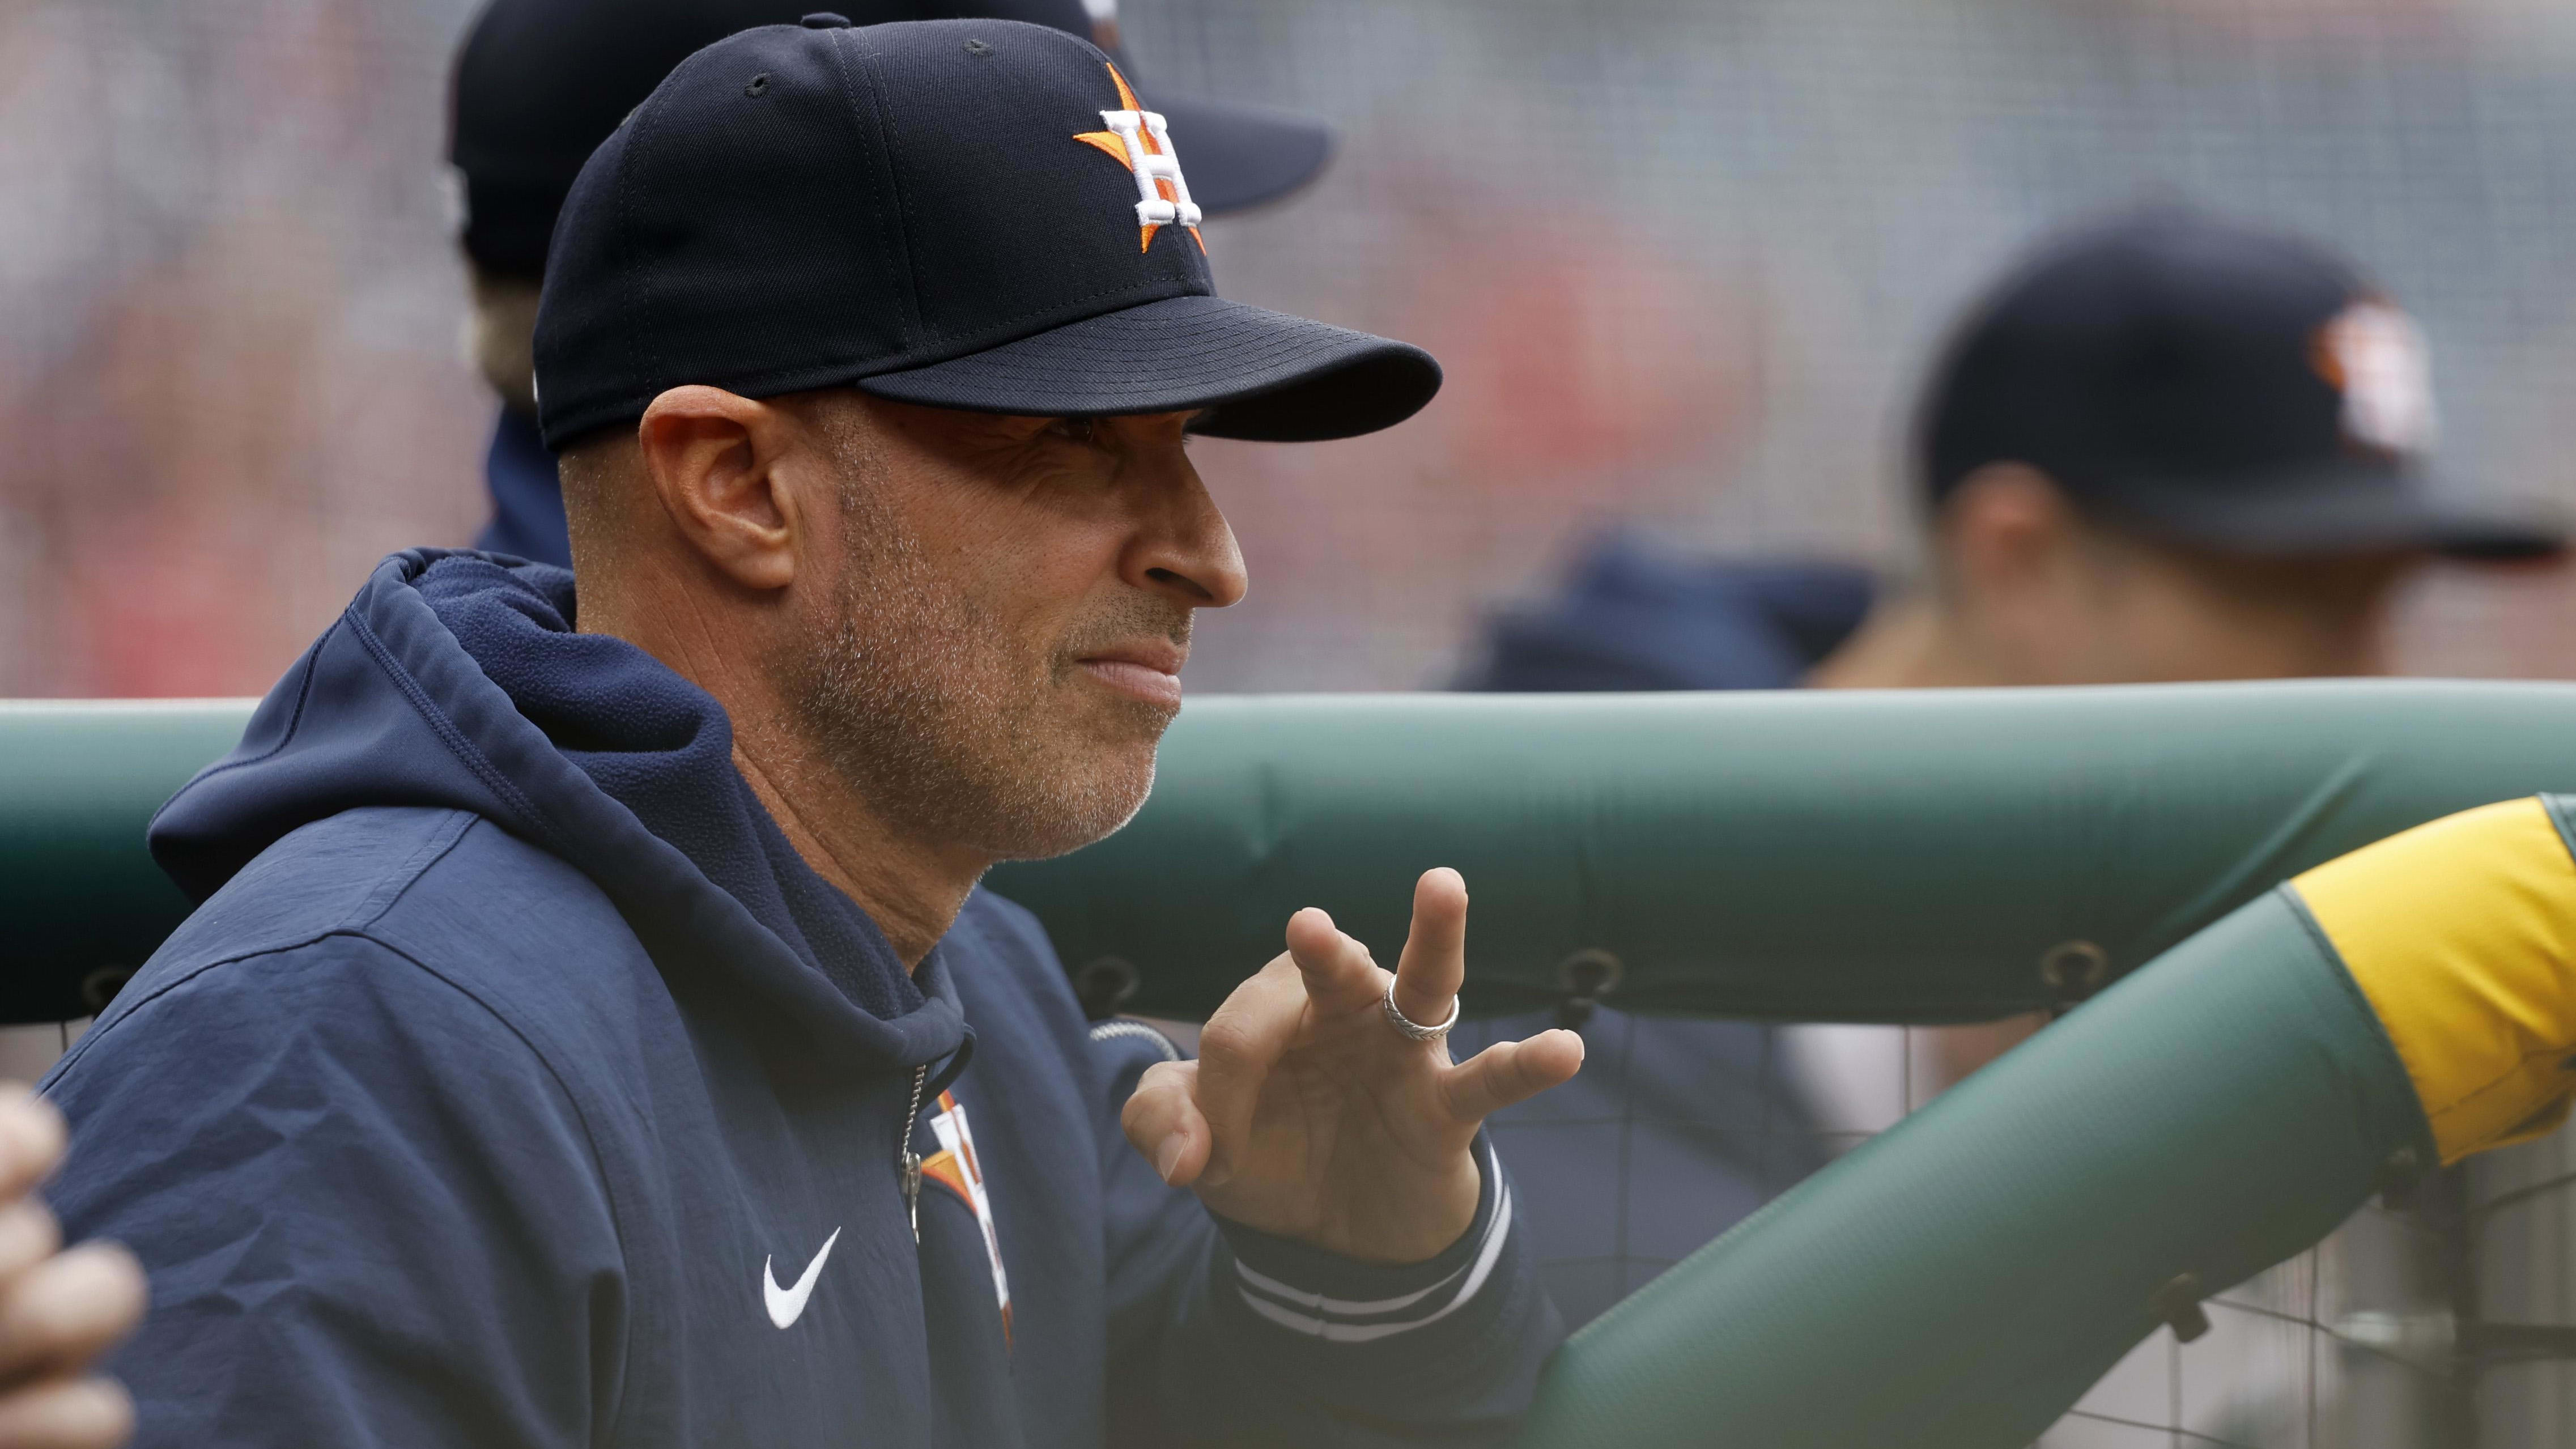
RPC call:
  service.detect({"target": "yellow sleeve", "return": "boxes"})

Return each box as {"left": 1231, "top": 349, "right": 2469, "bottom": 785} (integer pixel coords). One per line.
{"left": 2292, "top": 796, "right": 2576, "bottom": 1164}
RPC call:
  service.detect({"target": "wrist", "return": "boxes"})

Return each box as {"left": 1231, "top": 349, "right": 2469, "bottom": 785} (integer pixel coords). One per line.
{"left": 1215, "top": 1136, "right": 1514, "bottom": 1338}
{"left": 1204, "top": 1145, "right": 1482, "bottom": 1264}
{"left": 1334, "top": 1152, "right": 1483, "bottom": 1265}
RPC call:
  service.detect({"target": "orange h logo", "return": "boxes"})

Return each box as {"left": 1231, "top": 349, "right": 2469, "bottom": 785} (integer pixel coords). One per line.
{"left": 1074, "top": 63, "right": 1204, "bottom": 253}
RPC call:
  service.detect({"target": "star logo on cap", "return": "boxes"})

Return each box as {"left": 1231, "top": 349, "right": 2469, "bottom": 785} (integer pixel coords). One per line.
{"left": 2313, "top": 300, "right": 2438, "bottom": 457}
{"left": 1073, "top": 63, "right": 1204, "bottom": 254}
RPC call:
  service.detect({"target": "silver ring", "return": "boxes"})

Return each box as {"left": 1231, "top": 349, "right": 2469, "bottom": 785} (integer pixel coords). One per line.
{"left": 1382, "top": 976, "right": 1459, "bottom": 1042}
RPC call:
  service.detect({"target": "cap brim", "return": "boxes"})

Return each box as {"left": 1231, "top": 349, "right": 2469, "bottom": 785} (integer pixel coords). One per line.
{"left": 1146, "top": 93, "right": 1333, "bottom": 215}
{"left": 2086, "top": 464, "right": 2566, "bottom": 562}
{"left": 856, "top": 294, "right": 1440, "bottom": 442}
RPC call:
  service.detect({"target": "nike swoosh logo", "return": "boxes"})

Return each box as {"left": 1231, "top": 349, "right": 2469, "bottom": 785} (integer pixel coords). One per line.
{"left": 763, "top": 1226, "right": 841, "bottom": 1329}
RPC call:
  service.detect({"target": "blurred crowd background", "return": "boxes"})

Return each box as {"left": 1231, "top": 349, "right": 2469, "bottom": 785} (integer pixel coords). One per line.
{"left": 14, "top": 0, "right": 2576, "bottom": 698}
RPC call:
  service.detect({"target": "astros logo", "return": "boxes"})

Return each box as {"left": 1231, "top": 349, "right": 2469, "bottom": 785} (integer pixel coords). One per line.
{"left": 920, "top": 1090, "right": 1012, "bottom": 1342}
{"left": 2311, "top": 299, "right": 2437, "bottom": 457}
{"left": 1073, "top": 63, "right": 1204, "bottom": 253}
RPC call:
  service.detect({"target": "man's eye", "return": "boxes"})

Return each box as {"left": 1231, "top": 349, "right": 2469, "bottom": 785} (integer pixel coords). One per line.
{"left": 1043, "top": 417, "right": 1100, "bottom": 446}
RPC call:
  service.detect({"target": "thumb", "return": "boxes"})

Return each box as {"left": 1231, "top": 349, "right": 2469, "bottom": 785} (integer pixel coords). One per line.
{"left": 1120, "top": 1060, "right": 1214, "bottom": 1187}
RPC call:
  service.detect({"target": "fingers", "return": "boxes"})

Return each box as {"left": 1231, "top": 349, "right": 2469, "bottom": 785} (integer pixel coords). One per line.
{"left": 1120, "top": 1060, "right": 1213, "bottom": 1187}
{"left": 1282, "top": 907, "right": 1384, "bottom": 1017}
{"left": 1441, "top": 1030, "right": 1585, "bottom": 1124}
{"left": 1273, "top": 871, "right": 1469, "bottom": 1029}
{"left": 1391, "top": 869, "right": 1467, "bottom": 1032}
{"left": 0, "top": 1379, "right": 133, "bottom": 1449}
{"left": 0, "top": 1093, "right": 66, "bottom": 1209}
{"left": 0, "top": 1205, "right": 61, "bottom": 1291}
{"left": 1192, "top": 955, "right": 1313, "bottom": 1162}
{"left": 0, "top": 1245, "right": 145, "bottom": 1386}
{"left": 0, "top": 1094, "right": 141, "bottom": 1449}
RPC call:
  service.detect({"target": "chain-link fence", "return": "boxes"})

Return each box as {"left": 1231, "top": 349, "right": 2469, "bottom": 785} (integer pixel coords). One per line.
{"left": 1464, "top": 1009, "right": 2551, "bottom": 1447}
{"left": 2468, "top": 1112, "right": 2576, "bottom": 1443}
{"left": 1851, "top": 1026, "right": 2483, "bottom": 1447}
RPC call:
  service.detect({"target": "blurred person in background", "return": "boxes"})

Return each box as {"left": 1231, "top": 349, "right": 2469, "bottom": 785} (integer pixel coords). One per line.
{"left": 1809, "top": 206, "right": 2560, "bottom": 691}
{"left": 447, "top": 0, "right": 1332, "bottom": 570}
{"left": 1449, "top": 205, "right": 2565, "bottom": 1332}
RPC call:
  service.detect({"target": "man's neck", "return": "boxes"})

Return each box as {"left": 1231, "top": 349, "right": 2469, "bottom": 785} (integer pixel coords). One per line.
{"left": 1805, "top": 593, "right": 2012, "bottom": 690}
{"left": 728, "top": 736, "right": 989, "bottom": 971}
{"left": 583, "top": 589, "right": 984, "bottom": 971}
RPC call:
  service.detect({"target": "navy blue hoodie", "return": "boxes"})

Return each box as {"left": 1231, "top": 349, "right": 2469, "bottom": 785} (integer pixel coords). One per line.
{"left": 473, "top": 409, "right": 573, "bottom": 570}
{"left": 42, "top": 550, "right": 1557, "bottom": 1448}
{"left": 1457, "top": 532, "right": 1876, "bottom": 694}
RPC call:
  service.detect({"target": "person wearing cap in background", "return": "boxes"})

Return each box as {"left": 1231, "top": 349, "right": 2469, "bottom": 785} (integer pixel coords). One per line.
{"left": 448, "top": 0, "right": 1330, "bottom": 570}
{"left": 42, "top": 16, "right": 1580, "bottom": 1447}
{"left": 1446, "top": 205, "right": 2565, "bottom": 1333}
{"left": 1811, "top": 205, "right": 2559, "bottom": 691}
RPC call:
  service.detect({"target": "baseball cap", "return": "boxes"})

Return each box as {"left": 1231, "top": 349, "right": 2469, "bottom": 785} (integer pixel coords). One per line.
{"left": 1918, "top": 207, "right": 2563, "bottom": 560}
{"left": 532, "top": 18, "right": 1436, "bottom": 447}
{"left": 448, "top": 0, "right": 1332, "bottom": 281}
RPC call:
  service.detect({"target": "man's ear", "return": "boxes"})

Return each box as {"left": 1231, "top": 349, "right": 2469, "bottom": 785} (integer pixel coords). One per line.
{"left": 636, "top": 385, "right": 802, "bottom": 592}
{"left": 1937, "top": 462, "right": 2106, "bottom": 682}
{"left": 1939, "top": 462, "right": 2081, "bottom": 600}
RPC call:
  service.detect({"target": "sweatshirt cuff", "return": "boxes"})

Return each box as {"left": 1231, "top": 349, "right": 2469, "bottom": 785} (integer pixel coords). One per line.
{"left": 1214, "top": 1134, "right": 1515, "bottom": 1345}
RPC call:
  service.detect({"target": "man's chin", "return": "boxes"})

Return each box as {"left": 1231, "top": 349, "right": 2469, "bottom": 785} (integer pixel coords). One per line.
{"left": 985, "top": 741, "right": 1160, "bottom": 863}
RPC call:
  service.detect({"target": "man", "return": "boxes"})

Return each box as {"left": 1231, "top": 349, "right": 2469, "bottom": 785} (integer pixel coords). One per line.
{"left": 1811, "top": 207, "right": 2559, "bottom": 691}
{"left": 1470, "top": 209, "right": 2560, "bottom": 698}
{"left": 46, "top": 18, "right": 1580, "bottom": 1446}
{"left": 449, "top": 0, "right": 1331, "bottom": 569}
{"left": 1449, "top": 205, "right": 2564, "bottom": 1330}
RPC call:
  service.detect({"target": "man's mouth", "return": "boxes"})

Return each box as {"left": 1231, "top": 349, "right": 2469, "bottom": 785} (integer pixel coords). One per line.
{"left": 1076, "top": 642, "right": 1186, "bottom": 709}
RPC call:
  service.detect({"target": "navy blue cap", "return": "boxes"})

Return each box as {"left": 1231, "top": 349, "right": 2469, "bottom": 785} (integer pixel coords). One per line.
{"left": 1918, "top": 207, "right": 2562, "bottom": 560}
{"left": 532, "top": 19, "right": 1434, "bottom": 447}
{"left": 448, "top": 0, "right": 1330, "bottom": 280}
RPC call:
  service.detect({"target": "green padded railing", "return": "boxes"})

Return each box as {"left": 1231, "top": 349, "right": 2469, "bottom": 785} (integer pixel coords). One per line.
{"left": 3, "top": 701, "right": 261, "bottom": 1021}
{"left": 0, "top": 685, "right": 2548, "bottom": 1444}
{"left": 13, "top": 681, "right": 2576, "bottom": 1023}
{"left": 1513, "top": 886, "right": 2430, "bottom": 1446}
{"left": 994, "top": 681, "right": 2576, "bottom": 1019}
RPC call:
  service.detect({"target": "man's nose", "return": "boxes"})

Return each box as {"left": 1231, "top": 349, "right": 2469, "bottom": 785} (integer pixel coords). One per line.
{"left": 1123, "top": 454, "right": 1248, "bottom": 609}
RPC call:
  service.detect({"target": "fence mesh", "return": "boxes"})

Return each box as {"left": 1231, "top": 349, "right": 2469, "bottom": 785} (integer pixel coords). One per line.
{"left": 1783, "top": 1025, "right": 2453, "bottom": 1447}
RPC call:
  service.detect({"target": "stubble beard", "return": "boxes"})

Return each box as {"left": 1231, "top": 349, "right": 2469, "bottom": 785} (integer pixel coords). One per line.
{"left": 783, "top": 479, "right": 1185, "bottom": 865}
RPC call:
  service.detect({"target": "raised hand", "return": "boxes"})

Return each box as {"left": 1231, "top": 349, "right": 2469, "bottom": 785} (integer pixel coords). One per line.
{"left": 1121, "top": 868, "right": 1584, "bottom": 1264}
{"left": 0, "top": 1087, "right": 143, "bottom": 1449}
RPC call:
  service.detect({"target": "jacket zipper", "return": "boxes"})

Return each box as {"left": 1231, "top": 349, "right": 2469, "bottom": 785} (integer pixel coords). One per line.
{"left": 900, "top": 1063, "right": 928, "bottom": 1246}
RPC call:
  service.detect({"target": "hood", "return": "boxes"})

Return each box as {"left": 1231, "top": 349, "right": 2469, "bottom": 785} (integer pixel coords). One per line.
{"left": 150, "top": 549, "right": 960, "bottom": 1071}
{"left": 1460, "top": 533, "right": 1878, "bottom": 693}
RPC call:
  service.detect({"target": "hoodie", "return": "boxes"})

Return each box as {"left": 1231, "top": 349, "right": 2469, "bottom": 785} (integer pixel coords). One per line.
{"left": 1457, "top": 532, "right": 1876, "bottom": 694}
{"left": 1452, "top": 532, "right": 1867, "bottom": 1328}
{"left": 473, "top": 408, "right": 573, "bottom": 570}
{"left": 42, "top": 550, "right": 1557, "bottom": 1448}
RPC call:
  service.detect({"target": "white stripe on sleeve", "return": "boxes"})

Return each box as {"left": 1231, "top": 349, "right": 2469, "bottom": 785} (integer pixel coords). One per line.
{"left": 1233, "top": 1140, "right": 1516, "bottom": 1343}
